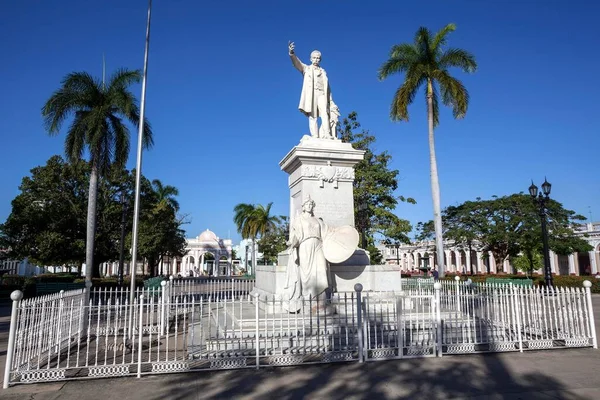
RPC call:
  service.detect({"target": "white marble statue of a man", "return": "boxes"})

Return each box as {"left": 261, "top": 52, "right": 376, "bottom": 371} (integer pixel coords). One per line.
{"left": 289, "top": 41, "right": 337, "bottom": 140}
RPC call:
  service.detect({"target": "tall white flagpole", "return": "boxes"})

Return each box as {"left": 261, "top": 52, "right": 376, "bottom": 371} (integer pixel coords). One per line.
{"left": 130, "top": 0, "right": 153, "bottom": 306}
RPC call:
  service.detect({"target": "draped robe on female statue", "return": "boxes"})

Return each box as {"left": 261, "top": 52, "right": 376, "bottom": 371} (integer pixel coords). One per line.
{"left": 284, "top": 213, "right": 330, "bottom": 308}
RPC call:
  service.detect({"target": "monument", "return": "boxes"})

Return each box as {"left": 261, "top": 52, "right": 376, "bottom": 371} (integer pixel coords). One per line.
{"left": 253, "top": 42, "right": 401, "bottom": 309}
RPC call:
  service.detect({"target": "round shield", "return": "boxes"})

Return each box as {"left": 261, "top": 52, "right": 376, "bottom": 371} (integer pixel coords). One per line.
{"left": 323, "top": 225, "right": 359, "bottom": 263}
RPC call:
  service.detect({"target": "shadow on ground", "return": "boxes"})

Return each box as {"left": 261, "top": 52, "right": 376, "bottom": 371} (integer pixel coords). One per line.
{"left": 136, "top": 351, "right": 592, "bottom": 400}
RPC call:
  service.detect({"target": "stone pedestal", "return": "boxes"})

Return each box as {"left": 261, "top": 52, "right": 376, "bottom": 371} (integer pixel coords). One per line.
{"left": 279, "top": 135, "right": 365, "bottom": 228}
{"left": 254, "top": 255, "right": 403, "bottom": 300}
{"left": 251, "top": 135, "right": 406, "bottom": 304}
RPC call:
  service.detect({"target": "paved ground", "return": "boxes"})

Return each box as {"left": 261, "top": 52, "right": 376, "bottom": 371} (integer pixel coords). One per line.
{"left": 0, "top": 297, "right": 599, "bottom": 400}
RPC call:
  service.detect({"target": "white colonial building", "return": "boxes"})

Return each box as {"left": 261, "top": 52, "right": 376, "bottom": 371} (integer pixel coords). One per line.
{"left": 167, "top": 229, "right": 233, "bottom": 277}
{"left": 381, "top": 222, "right": 600, "bottom": 276}
{"left": 0, "top": 258, "right": 46, "bottom": 276}
{"left": 99, "top": 229, "right": 234, "bottom": 278}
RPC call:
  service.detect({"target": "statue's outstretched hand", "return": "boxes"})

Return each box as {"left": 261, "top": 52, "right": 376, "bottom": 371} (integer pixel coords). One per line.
{"left": 288, "top": 41, "right": 295, "bottom": 55}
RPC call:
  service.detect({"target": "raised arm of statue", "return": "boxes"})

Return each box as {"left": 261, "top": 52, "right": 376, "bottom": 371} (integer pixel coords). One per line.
{"left": 288, "top": 41, "right": 306, "bottom": 74}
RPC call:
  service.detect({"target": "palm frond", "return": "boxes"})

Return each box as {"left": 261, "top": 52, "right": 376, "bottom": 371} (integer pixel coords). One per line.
{"left": 438, "top": 48, "right": 477, "bottom": 73}
{"left": 107, "top": 79, "right": 154, "bottom": 151}
{"left": 108, "top": 69, "right": 141, "bottom": 91}
{"left": 431, "top": 23, "right": 456, "bottom": 53}
{"left": 378, "top": 44, "right": 418, "bottom": 80}
{"left": 414, "top": 27, "right": 432, "bottom": 61}
{"left": 433, "top": 70, "right": 470, "bottom": 119}
{"left": 390, "top": 65, "right": 426, "bottom": 122}
{"left": 42, "top": 80, "right": 99, "bottom": 134}
{"left": 414, "top": 26, "right": 431, "bottom": 48}
{"left": 64, "top": 111, "right": 88, "bottom": 162}
{"left": 233, "top": 203, "right": 256, "bottom": 237}
{"left": 152, "top": 179, "right": 164, "bottom": 193}
{"left": 108, "top": 114, "right": 130, "bottom": 169}
{"left": 97, "top": 119, "right": 113, "bottom": 174}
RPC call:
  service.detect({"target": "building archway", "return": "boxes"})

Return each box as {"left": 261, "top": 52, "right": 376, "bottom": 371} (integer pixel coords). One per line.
{"left": 202, "top": 252, "right": 215, "bottom": 275}
{"left": 450, "top": 252, "right": 457, "bottom": 273}
{"left": 219, "top": 255, "right": 229, "bottom": 275}
{"left": 577, "top": 252, "right": 592, "bottom": 275}
{"left": 557, "top": 255, "right": 570, "bottom": 275}
{"left": 176, "top": 229, "right": 233, "bottom": 277}
{"left": 186, "top": 256, "right": 195, "bottom": 276}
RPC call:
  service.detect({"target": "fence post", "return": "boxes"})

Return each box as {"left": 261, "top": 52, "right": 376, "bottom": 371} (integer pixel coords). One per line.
{"left": 512, "top": 283, "right": 523, "bottom": 352}
{"left": 455, "top": 276, "right": 461, "bottom": 314}
{"left": 3, "top": 290, "right": 23, "bottom": 389}
{"left": 254, "top": 292, "right": 260, "bottom": 369}
{"left": 56, "top": 290, "right": 65, "bottom": 353}
{"left": 81, "top": 280, "right": 92, "bottom": 337}
{"left": 355, "top": 283, "right": 364, "bottom": 363}
{"left": 434, "top": 282, "right": 443, "bottom": 357}
{"left": 583, "top": 281, "right": 597, "bottom": 349}
{"left": 160, "top": 280, "right": 167, "bottom": 336}
{"left": 137, "top": 294, "right": 145, "bottom": 378}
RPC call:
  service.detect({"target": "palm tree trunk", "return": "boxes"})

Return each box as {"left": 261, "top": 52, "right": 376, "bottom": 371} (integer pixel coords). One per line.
{"left": 86, "top": 163, "right": 99, "bottom": 284}
{"left": 427, "top": 79, "right": 445, "bottom": 277}
{"left": 81, "top": 162, "right": 98, "bottom": 335}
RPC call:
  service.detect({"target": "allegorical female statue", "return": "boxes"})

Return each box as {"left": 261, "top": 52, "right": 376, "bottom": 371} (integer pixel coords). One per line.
{"left": 284, "top": 196, "right": 358, "bottom": 312}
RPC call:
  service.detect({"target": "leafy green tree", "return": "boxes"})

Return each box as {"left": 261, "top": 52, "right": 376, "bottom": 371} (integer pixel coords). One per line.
{"left": 422, "top": 194, "right": 592, "bottom": 273}
{"left": 414, "top": 220, "right": 435, "bottom": 242}
{"left": 1, "top": 156, "right": 187, "bottom": 278}
{"left": 512, "top": 251, "right": 542, "bottom": 277}
{"left": 378, "top": 23, "right": 477, "bottom": 276}
{"left": 129, "top": 177, "right": 186, "bottom": 277}
{"left": 233, "top": 202, "right": 281, "bottom": 274}
{"left": 135, "top": 203, "right": 187, "bottom": 277}
{"left": 0, "top": 156, "right": 87, "bottom": 268}
{"left": 42, "top": 69, "right": 153, "bottom": 283}
{"left": 338, "top": 112, "right": 414, "bottom": 254}
{"left": 257, "top": 216, "right": 288, "bottom": 264}
{"left": 443, "top": 202, "right": 485, "bottom": 274}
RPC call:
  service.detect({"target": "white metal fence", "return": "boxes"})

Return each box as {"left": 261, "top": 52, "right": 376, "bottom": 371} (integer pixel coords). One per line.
{"left": 168, "top": 277, "right": 255, "bottom": 300}
{"left": 3, "top": 280, "right": 597, "bottom": 388}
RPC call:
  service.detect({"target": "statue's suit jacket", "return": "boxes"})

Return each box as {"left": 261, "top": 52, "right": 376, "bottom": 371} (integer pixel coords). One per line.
{"left": 290, "top": 54, "right": 332, "bottom": 117}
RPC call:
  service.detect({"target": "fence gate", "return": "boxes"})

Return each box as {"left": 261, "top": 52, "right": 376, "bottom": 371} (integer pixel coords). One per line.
{"left": 363, "top": 292, "right": 438, "bottom": 361}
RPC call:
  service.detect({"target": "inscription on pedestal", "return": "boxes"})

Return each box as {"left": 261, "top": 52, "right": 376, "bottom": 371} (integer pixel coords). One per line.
{"left": 316, "top": 201, "right": 352, "bottom": 227}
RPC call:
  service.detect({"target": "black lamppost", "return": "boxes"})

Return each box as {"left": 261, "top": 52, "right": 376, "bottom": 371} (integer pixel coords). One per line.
{"left": 118, "top": 192, "right": 127, "bottom": 287}
{"left": 529, "top": 178, "right": 553, "bottom": 287}
{"left": 394, "top": 243, "right": 400, "bottom": 266}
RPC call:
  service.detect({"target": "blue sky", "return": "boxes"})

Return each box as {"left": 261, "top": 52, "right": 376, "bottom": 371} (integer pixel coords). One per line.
{"left": 1, "top": 0, "right": 598, "bottom": 244}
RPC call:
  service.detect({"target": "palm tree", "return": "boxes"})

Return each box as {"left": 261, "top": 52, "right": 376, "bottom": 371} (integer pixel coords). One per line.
{"left": 42, "top": 69, "right": 153, "bottom": 283}
{"left": 152, "top": 179, "right": 180, "bottom": 212}
{"left": 378, "top": 23, "right": 477, "bottom": 277}
{"left": 233, "top": 202, "right": 281, "bottom": 274}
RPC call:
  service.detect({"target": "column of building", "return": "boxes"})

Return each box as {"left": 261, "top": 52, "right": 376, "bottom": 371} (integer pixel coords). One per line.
{"left": 589, "top": 249, "right": 598, "bottom": 274}
{"left": 456, "top": 251, "right": 463, "bottom": 273}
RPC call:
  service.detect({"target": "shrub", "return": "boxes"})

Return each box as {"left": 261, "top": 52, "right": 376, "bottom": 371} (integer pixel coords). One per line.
{"left": 36, "top": 273, "right": 77, "bottom": 283}
{"left": 543, "top": 275, "right": 600, "bottom": 293}
{"left": 1, "top": 275, "right": 27, "bottom": 286}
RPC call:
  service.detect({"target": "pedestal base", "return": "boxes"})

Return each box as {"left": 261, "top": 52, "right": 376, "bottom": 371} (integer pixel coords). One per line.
{"left": 254, "top": 249, "right": 402, "bottom": 300}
